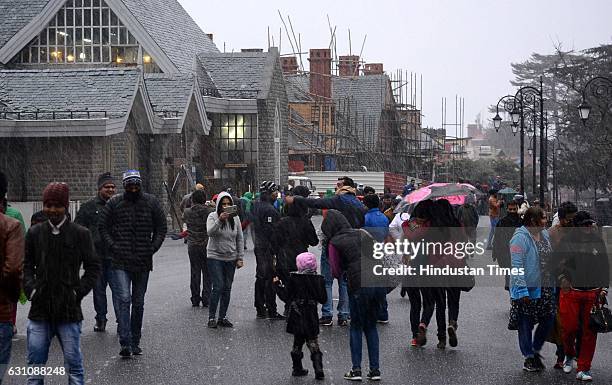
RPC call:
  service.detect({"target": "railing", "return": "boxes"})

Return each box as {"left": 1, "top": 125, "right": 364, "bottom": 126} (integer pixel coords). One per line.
{"left": 201, "top": 88, "right": 259, "bottom": 99}
{"left": 0, "top": 109, "right": 108, "bottom": 120}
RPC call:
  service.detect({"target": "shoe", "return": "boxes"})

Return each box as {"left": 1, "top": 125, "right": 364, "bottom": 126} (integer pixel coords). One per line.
{"left": 416, "top": 323, "right": 427, "bottom": 347}
{"left": 312, "top": 351, "right": 324, "bottom": 380}
{"left": 437, "top": 337, "right": 446, "bottom": 349}
{"left": 319, "top": 316, "right": 333, "bottom": 326}
{"left": 410, "top": 338, "right": 418, "bottom": 347}
{"left": 191, "top": 301, "right": 200, "bottom": 307}
{"left": 94, "top": 319, "right": 107, "bottom": 332}
{"left": 119, "top": 346, "right": 132, "bottom": 358}
{"left": 343, "top": 369, "right": 362, "bottom": 381}
{"left": 377, "top": 319, "right": 389, "bottom": 324}
{"left": 217, "top": 318, "right": 233, "bottom": 328}
{"left": 563, "top": 357, "right": 575, "bottom": 374}
{"left": 576, "top": 371, "right": 593, "bottom": 382}
{"left": 447, "top": 321, "right": 458, "bottom": 347}
{"left": 256, "top": 310, "right": 267, "bottom": 319}
{"left": 207, "top": 319, "right": 217, "bottom": 328}
{"left": 201, "top": 300, "right": 209, "bottom": 308}
{"left": 337, "top": 319, "right": 349, "bottom": 327}
{"left": 291, "top": 351, "right": 309, "bottom": 377}
{"left": 523, "top": 357, "right": 539, "bottom": 372}
{"left": 367, "top": 368, "right": 381, "bottom": 381}
{"left": 533, "top": 352, "right": 546, "bottom": 370}
{"left": 132, "top": 346, "right": 142, "bottom": 355}
{"left": 267, "top": 311, "right": 286, "bottom": 320}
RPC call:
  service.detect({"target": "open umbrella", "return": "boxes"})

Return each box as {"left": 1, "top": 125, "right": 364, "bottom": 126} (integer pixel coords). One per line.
{"left": 404, "top": 182, "right": 477, "bottom": 206}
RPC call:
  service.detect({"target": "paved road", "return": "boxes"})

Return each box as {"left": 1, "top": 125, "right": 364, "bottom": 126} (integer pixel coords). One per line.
{"left": 5, "top": 216, "right": 612, "bottom": 384}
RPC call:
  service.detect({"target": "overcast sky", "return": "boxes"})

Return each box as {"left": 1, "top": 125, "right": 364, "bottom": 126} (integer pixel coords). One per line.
{"left": 179, "top": 0, "right": 612, "bottom": 135}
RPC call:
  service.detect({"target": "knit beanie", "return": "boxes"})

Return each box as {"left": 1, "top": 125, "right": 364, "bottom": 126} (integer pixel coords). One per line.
{"left": 296, "top": 252, "right": 318, "bottom": 273}
{"left": 122, "top": 170, "right": 142, "bottom": 187}
{"left": 97, "top": 172, "right": 115, "bottom": 189}
{"left": 43, "top": 182, "right": 70, "bottom": 208}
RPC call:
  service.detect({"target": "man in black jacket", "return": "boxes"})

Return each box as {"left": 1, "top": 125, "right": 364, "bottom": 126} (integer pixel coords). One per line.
{"left": 75, "top": 172, "right": 116, "bottom": 332}
{"left": 251, "top": 181, "right": 284, "bottom": 319}
{"left": 99, "top": 170, "right": 167, "bottom": 357}
{"left": 24, "top": 182, "right": 100, "bottom": 384}
{"left": 492, "top": 200, "right": 522, "bottom": 290}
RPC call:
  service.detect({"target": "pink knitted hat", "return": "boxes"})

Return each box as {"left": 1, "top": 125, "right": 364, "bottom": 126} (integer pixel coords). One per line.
{"left": 296, "top": 252, "right": 317, "bottom": 272}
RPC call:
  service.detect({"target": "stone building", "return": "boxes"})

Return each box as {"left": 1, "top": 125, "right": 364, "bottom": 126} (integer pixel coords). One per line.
{"left": 0, "top": 0, "right": 288, "bottom": 212}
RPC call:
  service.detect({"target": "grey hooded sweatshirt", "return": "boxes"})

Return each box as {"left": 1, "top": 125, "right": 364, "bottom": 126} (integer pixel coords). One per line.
{"left": 206, "top": 192, "right": 244, "bottom": 262}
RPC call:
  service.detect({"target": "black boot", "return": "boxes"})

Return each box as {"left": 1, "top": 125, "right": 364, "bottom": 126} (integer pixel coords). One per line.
{"left": 291, "top": 351, "right": 308, "bottom": 377}
{"left": 94, "top": 319, "right": 107, "bottom": 332}
{"left": 311, "top": 351, "right": 324, "bottom": 380}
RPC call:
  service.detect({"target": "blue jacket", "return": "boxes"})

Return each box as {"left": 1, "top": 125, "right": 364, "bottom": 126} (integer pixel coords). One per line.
{"left": 300, "top": 194, "right": 366, "bottom": 228}
{"left": 509, "top": 226, "right": 550, "bottom": 300}
{"left": 364, "top": 208, "right": 390, "bottom": 242}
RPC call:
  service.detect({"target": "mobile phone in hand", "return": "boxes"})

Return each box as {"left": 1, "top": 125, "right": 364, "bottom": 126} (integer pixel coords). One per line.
{"left": 223, "top": 205, "right": 238, "bottom": 216}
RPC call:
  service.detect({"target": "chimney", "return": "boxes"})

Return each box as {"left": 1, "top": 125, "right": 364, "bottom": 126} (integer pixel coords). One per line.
{"left": 281, "top": 56, "right": 299, "bottom": 75}
{"left": 205, "top": 33, "right": 213, "bottom": 42}
{"left": 308, "top": 48, "right": 332, "bottom": 99}
{"left": 363, "top": 63, "right": 384, "bottom": 75}
{"left": 338, "top": 55, "right": 360, "bottom": 77}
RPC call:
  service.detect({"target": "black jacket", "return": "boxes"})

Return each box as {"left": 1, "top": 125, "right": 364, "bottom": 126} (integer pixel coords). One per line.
{"left": 24, "top": 221, "right": 100, "bottom": 322}
{"left": 275, "top": 272, "right": 327, "bottom": 338}
{"left": 298, "top": 194, "right": 366, "bottom": 229}
{"left": 275, "top": 201, "right": 319, "bottom": 272}
{"left": 183, "top": 204, "right": 214, "bottom": 246}
{"left": 251, "top": 199, "right": 280, "bottom": 250}
{"left": 75, "top": 195, "right": 110, "bottom": 259}
{"left": 492, "top": 213, "right": 522, "bottom": 268}
{"left": 98, "top": 192, "right": 167, "bottom": 272}
{"left": 556, "top": 229, "right": 610, "bottom": 290}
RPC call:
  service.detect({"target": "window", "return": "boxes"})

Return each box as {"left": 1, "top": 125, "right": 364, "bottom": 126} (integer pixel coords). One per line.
{"left": 15, "top": 0, "right": 160, "bottom": 71}
{"left": 212, "top": 114, "right": 257, "bottom": 166}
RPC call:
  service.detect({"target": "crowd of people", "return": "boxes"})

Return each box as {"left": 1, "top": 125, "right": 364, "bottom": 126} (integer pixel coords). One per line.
{"left": 0, "top": 170, "right": 610, "bottom": 384}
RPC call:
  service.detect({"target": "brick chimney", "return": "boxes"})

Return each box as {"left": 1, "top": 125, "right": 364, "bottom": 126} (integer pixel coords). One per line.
{"left": 205, "top": 33, "right": 213, "bottom": 42}
{"left": 308, "top": 48, "right": 332, "bottom": 99}
{"left": 363, "top": 63, "right": 384, "bottom": 75}
{"left": 281, "top": 56, "right": 299, "bottom": 75}
{"left": 338, "top": 55, "right": 360, "bottom": 77}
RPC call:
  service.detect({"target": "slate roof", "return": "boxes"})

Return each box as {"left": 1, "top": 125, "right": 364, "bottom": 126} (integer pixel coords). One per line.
{"left": 0, "top": 68, "right": 140, "bottom": 119}
{"left": 196, "top": 52, "right": 269, "bottom": 99}
{"left": 0, "top": 0, "right": 49, "bottom": 49}
{"left": 144, "top": 73, "right": 194, "bottom": 116}
{"left": 285, "top": 74, "right": 313, "bottom": 103}
{"left": 119, "top": 0, "right": 218, "bottom": 72}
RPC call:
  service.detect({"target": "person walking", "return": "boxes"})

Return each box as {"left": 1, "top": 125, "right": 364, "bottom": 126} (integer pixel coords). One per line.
{"left": 508, "top": 207, "right": 555, "bottom": 372}
{"left": 24, "top": 182, "right": 100, "bottom": 384}
{"left": 273, "top": 252, "right": 326, "bottom": 380}
{"left": 492, "top": 200, "right": 522, "bottom": 290}
{"left": 457, "top": 199, "right": 479, "bottom": 257}
{"left": 98, "top": 170, "right": 167, "bottom": 357}
{"left": 239, "top": 191, "right": 254, "bottom": 250}
{"left": 486, "top": 190, "right": 503, "bottom": 249}
{"left": 556, "top": 211, "right": 609, "bottom": 382}
{"left": 206, "top": 192, "right": 244, "bottom": 328}
{"left": 74, "top": 172, "right": 117, "bottom": 332}
{"left": 0, "top": 172, "right": 24, "bottom": 384}
{"left": 183, "top": 189, "right": 214, "bottom": 307}
{"left": 321, "top": 210, "right": 385, "bottom": 381}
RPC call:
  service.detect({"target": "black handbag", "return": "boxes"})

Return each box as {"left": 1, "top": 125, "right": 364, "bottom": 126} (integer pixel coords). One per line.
{"left": 589, "top": 297, "right": 612, "bottom": 334}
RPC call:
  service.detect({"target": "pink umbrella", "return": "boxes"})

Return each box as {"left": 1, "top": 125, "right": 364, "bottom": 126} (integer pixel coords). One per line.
{"left": 404, "top": 183, "right": 476, "bottom": 205}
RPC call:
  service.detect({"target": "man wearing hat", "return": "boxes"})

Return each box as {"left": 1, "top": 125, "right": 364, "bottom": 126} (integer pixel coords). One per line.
{"left": 0, "top": 172, "right": 24, "bottom": 383}
{"left": 23, "top": 182, "right": 100, "bottom": 384}
{"left": 99, "top": 170, "right": 167, "bottom": 357}
{"left": 75, "top": 172, "right": 117, "bottom": 332}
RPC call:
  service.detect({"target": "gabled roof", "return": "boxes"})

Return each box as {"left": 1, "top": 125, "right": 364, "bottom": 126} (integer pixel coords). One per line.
{"left": 197, "top": 51, "right": 271, "bottom": 99}
{"left": 0, "top": 0, "right": 49, "bottom": 49}
{"left": 144, "top": 73, "right": 195, "bottom": 116}
{"left": 115, "top": 0, "right": 218, "bottom": 72}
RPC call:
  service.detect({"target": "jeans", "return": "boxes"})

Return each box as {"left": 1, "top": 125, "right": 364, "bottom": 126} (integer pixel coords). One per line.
{"left": 445, "top": 287, "right": 461, "bottom": 324}
{"left": 320, "top": 247, "right": 349, "bottom": 320}
{"left": 108, "top": 269, "right": 149, "bottom": 348}
{"left": 421, "top": 287, "right": 446, "bottom": 338}
{"left": 0, "top": 322, "right": 13, "bottom": 384}
{"left": 254, "top": 246, "right": 277, "bottom": 313}
{"left": 407, "top": 287, "right": 422, "bottom": 338}
{"left": 348, "top": 287, "right": 385, "bottom": 370}
{"left": 93, "top": 258, "right": 116, "bottom": 322}
{"left": 517, "top": 313, "right": 555, "bottom": 358}
{"left": 377, "top": 296, "right": 388, "bottom": 321}
{"left": 207, "top": 259, "right": 236, "bottom": 320}
{"left": 188, "top": 244, "right": 211, "bottom": 305}
{"left": 487, "top": 217, "right": 500, "bottom": 248}
{"left": 26, "top": 321, "right": 83, "bottom": 385}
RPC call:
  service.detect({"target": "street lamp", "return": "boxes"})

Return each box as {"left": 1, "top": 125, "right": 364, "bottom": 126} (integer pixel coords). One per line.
{"left": 493, "top": 114, "right": 502, "bottom": 131}
{"left": 510, "top": 108, "right": 521, "bottom": 125}
{"left": 511, "top": 124, "right": 519, "bottom": 135}
{"left": 493, "top": 94, "right": 525, "bottom": 194}
{"left": 578, "top": 76, "right": 612, "bottom": 124}
{"left": 577, "top": 101, "right": 591, "bottom": 123}
{"left": 527, "top": 147, "right": 533, "bottom": 156}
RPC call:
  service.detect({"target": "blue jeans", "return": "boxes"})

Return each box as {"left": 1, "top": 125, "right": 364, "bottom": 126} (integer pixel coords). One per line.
{"left": 207, "top": 259, "right": 236, "bottom": 320}
{"left": 93, "top": 259, "right": 116, "bottom": 322}
{"left": 348, "top": 287, "right": 385, "bottom": 370}
{"left": 377, "top": 296, "right": 388, "bottom": 322}
{"left": 320, "top": 247, "right": 349, "bottom": 320}
{"left": 108, "top": 269, "right": 149, "bottom": 348}
{"left": 487, "top": 217, "right": 500, "bottom": 248}
{"left": 517, "top": 313, "right": 555, "bottom": 358}
{"left": 0, "top": 322, "right": 14, "bottom": 383}
{"left": 26, "top": 320, "right": 83, "bottom": 385}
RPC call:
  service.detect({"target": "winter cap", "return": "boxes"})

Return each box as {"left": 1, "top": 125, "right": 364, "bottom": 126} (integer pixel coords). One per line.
{"left": 43, "top": 182, "right": 70, "bottom": 209}
{"left": 296, "top": 252, "right": 317, "bottom": 273}
{"left": 97, "top": 172, "right": 115, "bottom": 189}
{"left": 260, "top": 181, "right": 278, "bottom": 193}
{"left": 573, "top": 210, "right": 596, "bottom": 227}
{"left": 122, "top": 170, "right": 142, "bottom": 187}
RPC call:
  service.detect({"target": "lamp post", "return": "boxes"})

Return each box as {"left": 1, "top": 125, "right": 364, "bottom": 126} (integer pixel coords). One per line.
{"left": 577, "top": 76, "right": 612, "bottom": 124}
{"left": 527, "top": 133, "right": 537, "bottom": 195}
{"left": 494, "top": 95, "right": 525, "bottom": 194}
{"left": 552, "top": 140, "right": 562, "bottom": 208}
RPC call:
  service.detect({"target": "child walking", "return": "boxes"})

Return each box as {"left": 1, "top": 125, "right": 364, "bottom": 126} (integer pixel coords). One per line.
{"left": 273, "top": 252, "right": 327, "bottom": 380}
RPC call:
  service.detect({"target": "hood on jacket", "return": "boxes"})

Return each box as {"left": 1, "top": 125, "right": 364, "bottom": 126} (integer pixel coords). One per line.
{"left": 215, "top": 191, "right": 234, "bottom": 213}
{"left": 321, "top": 209, "right": 351, "bottom": 239}
{"left": 514, "top": 225, "right": 550, "bottom": 242}
{"left": 242, "top": 192, "right": 253, "bottom": 200}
